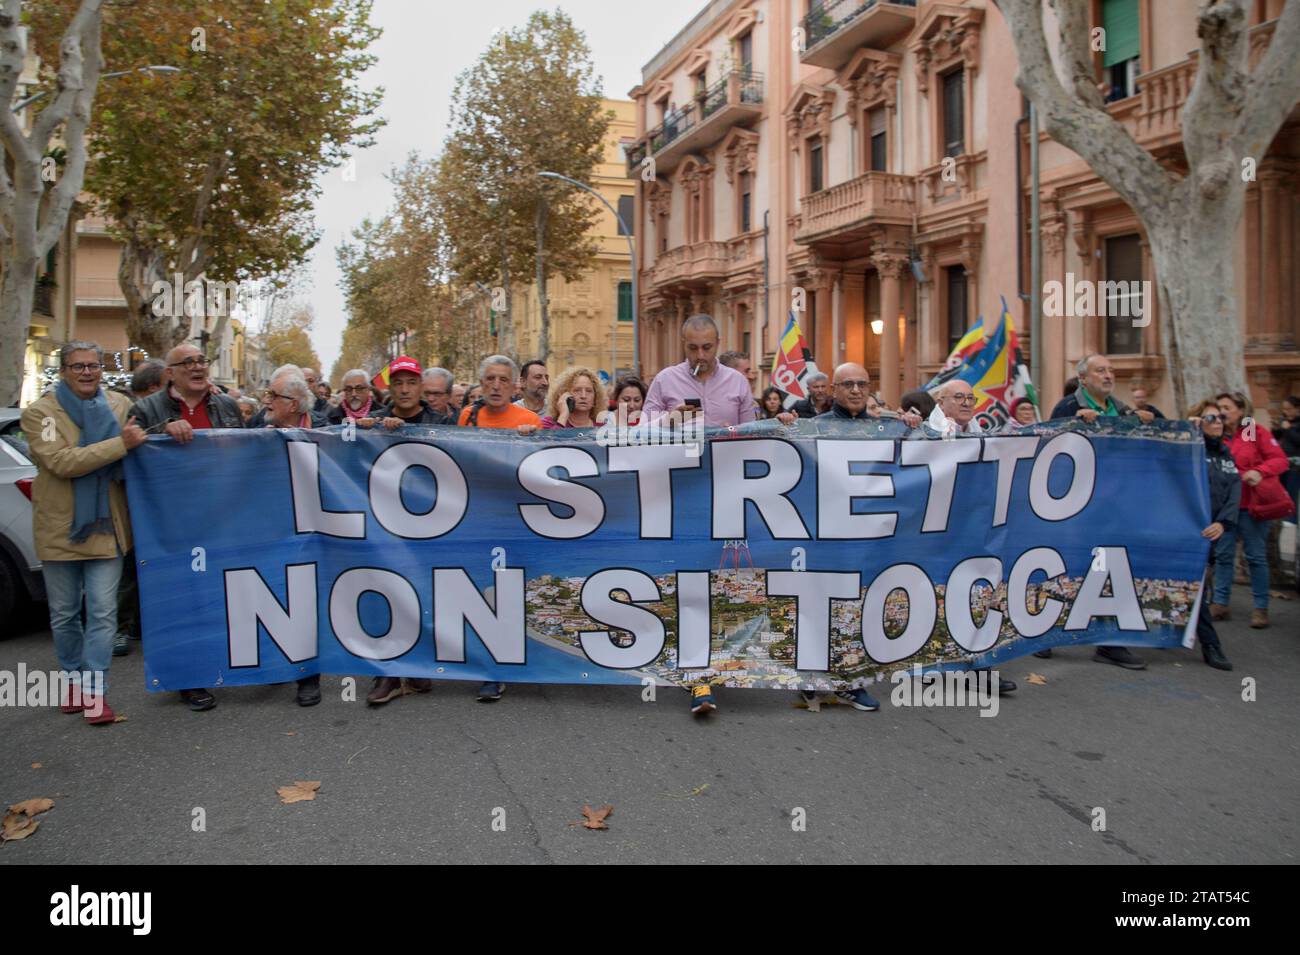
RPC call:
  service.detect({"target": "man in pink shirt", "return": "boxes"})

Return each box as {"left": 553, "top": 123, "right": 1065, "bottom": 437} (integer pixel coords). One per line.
{"left": 642, "top": 315, "right": 793, "bottom": 716}
{"left": 642, "top": 315, "right": 760, "bottom": 429}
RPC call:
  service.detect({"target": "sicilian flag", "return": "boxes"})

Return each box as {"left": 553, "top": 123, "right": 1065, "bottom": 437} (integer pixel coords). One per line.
{"left": 924, "top": 295, "right": 1038, "bottom": 429}
{"left": 770, "top": 312, "right": 820, "bottom": 407}
{"left": 371, "top": 366, "right": 391, "bottom": 391}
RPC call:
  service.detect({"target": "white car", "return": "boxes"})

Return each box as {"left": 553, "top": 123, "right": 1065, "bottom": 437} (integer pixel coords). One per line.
{"left": 0, "top": 431, "right": 43, "bottom": 618}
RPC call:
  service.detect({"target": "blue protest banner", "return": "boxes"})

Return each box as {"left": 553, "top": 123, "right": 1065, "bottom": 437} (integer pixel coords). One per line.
{"left": 123, "top": 419, "right": 1209, "bottom": 692}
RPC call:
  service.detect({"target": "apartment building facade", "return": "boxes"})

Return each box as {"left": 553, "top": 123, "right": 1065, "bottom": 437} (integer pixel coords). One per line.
{"left": 628, "top": 0, "right": 1297, "bottom": 417}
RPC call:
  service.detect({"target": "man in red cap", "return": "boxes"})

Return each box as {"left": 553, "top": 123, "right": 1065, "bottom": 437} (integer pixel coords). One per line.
{"left": 362, "top": 357, "right": 454, "bottom": 707}
{"left": 372, "top": 356, "right": 455, "bottom": 430}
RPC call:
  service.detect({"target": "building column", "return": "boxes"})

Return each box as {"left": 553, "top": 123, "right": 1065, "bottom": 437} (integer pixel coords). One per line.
{"left": 1040, "top": 216, "right": 1067, "bottom": 408}
{"left": 842, "top": 271, "right": 866, "bottom": 367}
{"left": 873, "top": 251, "right": 908, "bottom": 407}
{"left": 1259, "top": 166, "right": 1284, "bottom": 347}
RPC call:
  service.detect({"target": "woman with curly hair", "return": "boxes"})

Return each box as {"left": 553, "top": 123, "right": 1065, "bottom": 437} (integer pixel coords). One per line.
{"left": 540, "top": 366, "right": 609, "bottom": 430}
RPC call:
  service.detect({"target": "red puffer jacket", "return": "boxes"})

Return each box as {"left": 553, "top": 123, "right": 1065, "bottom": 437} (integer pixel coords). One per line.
{"left": 1225, "top": 424, "right": 1295, "bottom": 520}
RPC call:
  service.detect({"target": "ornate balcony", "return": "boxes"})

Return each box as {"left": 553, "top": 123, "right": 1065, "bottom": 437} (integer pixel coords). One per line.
{"left": 649, "top": 240, "right": 732, "bottom": 292}
{"left": 794, "top": 171, "right": 916, "bottom": 245}
{"left": 1109, "top": 19, "right": 1279, "bottom": 153}
{"left": 801, "top": 0, "right": 918, "bottom": 71}
{"left": 630, "top": 71, "right": 764, "bottom": 176}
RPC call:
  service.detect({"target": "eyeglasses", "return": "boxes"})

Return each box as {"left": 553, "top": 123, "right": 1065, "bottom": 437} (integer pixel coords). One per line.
{"left": 946, "top": 394, "right": 977, "bottom": 405}
{"left": 1201, "top": 413, "right": 1222, "bottom": 423}
{"left": 64, "top": 362, "right": 102, "bottom": 373}
{"left": 834, "top": 380, "right": 871, "bottom": 392}
{"left": 342, "top": 385, "right": 370, "bottom": 393}
{"left": 265, "top": 390, "right": 292, "bottom": 402}
{"left": 168, "top": 357, "right": 211, "bottom": 369}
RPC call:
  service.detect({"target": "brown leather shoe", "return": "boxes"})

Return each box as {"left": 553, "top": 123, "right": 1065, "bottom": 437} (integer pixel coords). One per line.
{"left": 1250, "top": 609, "right": 1269, "bottom": 629}
{"left": 1209, "top": 603, "right": 1229, "bottom": 621}
{"left": 366, "top": 676, "right": 405, "bottom": 705}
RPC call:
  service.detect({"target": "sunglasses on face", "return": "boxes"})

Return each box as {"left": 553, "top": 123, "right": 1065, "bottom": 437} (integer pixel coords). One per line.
{"left": 1201, "top": 413, "right": 1221, "bottom": 423}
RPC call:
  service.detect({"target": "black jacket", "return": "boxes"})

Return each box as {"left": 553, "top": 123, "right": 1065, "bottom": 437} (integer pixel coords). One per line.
{"left": 1205, "top": 435, "right": 1241, "bottom": 532}
{"left": 816, "top": 403, "right": 877, "bottom": 421}
{"left": 1049, "top": 390, "right": 1134, "bottom": 421}
{"left": 793, "top": 397, "right": 832, "bottom": 418}
{"left": 1273, "top": 418, "right": 1300, "bottom": 458}
{"left": 131, "top": 387, "right": 244, "bottom": 433}
{"left": 374, "top": 401, "right": 455, "bottom": 426}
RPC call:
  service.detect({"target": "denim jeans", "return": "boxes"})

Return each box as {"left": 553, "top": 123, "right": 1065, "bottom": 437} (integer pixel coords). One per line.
{"left": 42, "top": 556, "right": 124, "bottom": 693}
{"left": 1213, "top": 512, "right": 1273, "bottom": 610}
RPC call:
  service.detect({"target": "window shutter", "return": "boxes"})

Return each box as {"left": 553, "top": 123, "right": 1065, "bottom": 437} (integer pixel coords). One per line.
{"left": 1102, "top": 0, "right": 1139, "bottom": 68}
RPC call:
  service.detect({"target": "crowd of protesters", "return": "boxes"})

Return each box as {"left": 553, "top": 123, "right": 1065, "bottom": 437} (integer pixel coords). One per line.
{"left": 15, "top": 314, "right": 1298, "bottom": 724}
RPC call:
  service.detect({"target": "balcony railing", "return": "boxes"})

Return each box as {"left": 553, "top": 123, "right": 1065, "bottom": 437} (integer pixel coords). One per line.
{"left": 795, "top": 171, "right": 916, "bottom": 243}
{"left": 1109, "top": 20, "right": 1277, "bottom": 151}
{"left": 630, "top": 71, "right": 765, "bottom": 175}
{"left": 802, "top": 0, "right": 917, "bottom": 69}
{"left": 34, "top": 281, "right": 54, "bottom": 317}
{"left": 651, "top": 241, "right": 732, "bottom": 288}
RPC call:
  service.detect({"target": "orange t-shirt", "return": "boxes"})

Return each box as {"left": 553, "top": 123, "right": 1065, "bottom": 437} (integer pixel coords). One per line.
{"left": 457, "top": 402, "right": 540, "bottom": 429}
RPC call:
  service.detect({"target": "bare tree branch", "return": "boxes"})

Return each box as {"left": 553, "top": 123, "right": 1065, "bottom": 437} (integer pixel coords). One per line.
{"left": 1234, "top": 0, "right": 1300, "bottom": 158}
{"left": 36, "top": 6, "right": 102, "bottom": 254}
{"left": 30, "top": 0, "right": 103, "bottom": 146}
{"left": 996, "top": 0, "right": 1173, "bottom": 223}
{"left": 1047, "top": 0, "right": 1105, "bottom": 108}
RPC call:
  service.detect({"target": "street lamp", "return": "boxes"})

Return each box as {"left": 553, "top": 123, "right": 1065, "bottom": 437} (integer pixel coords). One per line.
{"left": 537, "top": 171, "right": 639, "bottom": 379}
{"left": 12, "top": 65, "right": 182, "bottom": 113}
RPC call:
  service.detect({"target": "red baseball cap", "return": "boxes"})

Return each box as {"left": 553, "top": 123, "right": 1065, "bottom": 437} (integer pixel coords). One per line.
{"left": 387, "top": 355, "right": 422, "bottom": 378}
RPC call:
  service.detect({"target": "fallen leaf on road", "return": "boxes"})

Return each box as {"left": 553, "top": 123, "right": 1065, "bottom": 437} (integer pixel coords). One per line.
{"left": 690, "top": 783, "right": 709, "bottom": 797}
{"left": 1025, "top": 673, "right": 1048, "bottom": 686}
{"left": 112, "top": 715, "right": 128, "bottom": 723}
{"left": 30, "top": 763, "right": 41, "bottom": 770}
{"left": 8, "top": 798, "right": 53, "bottom": 816}
{"left": 581, "top": 804, "right": 613, "bottom": 830}
{"left": 1, "top": 799, "right": 53, "bottom": 844}
{"left": 277, "top": 781, "right": 321, "bottom": 804}
{"left": 285, "top": 732, "right": 297, "bottom": 737}
{"left": 1, "top": 814, "right": 40, "bottom": 842}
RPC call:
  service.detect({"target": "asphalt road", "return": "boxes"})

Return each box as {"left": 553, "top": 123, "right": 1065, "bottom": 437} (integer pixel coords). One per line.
{"left": 1, "top": 591, "right": 1296, "bottom": 865}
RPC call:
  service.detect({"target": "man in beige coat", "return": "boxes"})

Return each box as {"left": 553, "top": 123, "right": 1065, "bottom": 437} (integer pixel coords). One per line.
{"left": 21, "top": 341, "right": 145, "bottom": 724}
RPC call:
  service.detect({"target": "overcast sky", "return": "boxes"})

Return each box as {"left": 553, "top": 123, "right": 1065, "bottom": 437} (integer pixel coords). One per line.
{"left": 303, "top": 0, "right": 707, "bottom": 375}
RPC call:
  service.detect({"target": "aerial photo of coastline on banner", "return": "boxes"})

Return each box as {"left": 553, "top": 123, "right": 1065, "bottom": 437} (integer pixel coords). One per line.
{"left": 123, "top": 417, "right": 1210, "bottom": 692}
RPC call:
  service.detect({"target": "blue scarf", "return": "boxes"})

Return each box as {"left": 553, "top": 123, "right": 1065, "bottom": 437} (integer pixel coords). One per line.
{"left": 55, "top": 380, "right": 123, "bottom": 543}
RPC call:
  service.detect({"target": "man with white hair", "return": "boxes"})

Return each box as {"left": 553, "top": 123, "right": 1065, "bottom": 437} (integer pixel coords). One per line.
{"left": 457, "top": 355, "right": 540, "bottom": 432}
{"left": 327, "top": 368, "right": 378, "bottom": 424}
{"left": 264, "top": 367, "right": 328, "bottom": 431}
{"left": 925, "top": 379, "right": 984, "bottom": 436}
{"left": 262, "top": 367, "right": 328, "bottom": 705}
{"left": 1049, "top": 355, "right": 1151, "bottom": 424}
{"left": 454, "top": 354, "right": 538, "bottom": 704}
{"left": 422, "top": 367, "right": 456, "bottom": 419}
